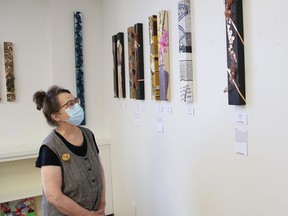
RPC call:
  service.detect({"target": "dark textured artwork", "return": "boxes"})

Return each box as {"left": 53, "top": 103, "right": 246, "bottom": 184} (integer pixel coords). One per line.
{"left": 127, "top": 27, "right": 136, "bottom": 99}
{"left": 127, "top": 23, "right": 145, "bottom": 100}
{"left": 74, "top": 11, "right": 86, "bottom": 124}
{"left": 112, "top": 35, "right": 119, "bottom": 98}
{"left": 112, "top": 32, "right": 126, "bottom": 98}
{"left": 224, "top": 0, "right": 246, "bottom": 105}
{"left": 4, "top": 42, "right": 16, "bottom": 102}
{"left": 134, "top": 23, "right": 145, "bottom": 100}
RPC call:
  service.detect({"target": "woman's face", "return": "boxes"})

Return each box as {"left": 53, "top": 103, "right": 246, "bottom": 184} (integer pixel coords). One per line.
{"left": 55, "top": 92, "right": 76, "bottom": 122}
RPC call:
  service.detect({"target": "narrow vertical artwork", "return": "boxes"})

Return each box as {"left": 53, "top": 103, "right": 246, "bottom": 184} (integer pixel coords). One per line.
{"left": 224, "top": 0, "right": 246, "bottom": 105}
{"left": 4, "top": 42, "right": 16, "bottom": 102}
{"left": 74, "top": 11, "right": 86, "bottom": 124}
{"left": 112, "top": 35, "right": 119, "bottom": 98}
{"left": 127, "top": 27, "right": 136, "bottom": 99}
{"left": 116, "top": 32, "right": 126, "bottom": 98}
{"left": 149, "top": 15, "right": 160, "bottom": 100}
{"left": 158, "top": 10, "right": 170, "bottom": 101}
{"left": 134, "top": 23, "right": 145, "bottom": 100}
{"left": 178, "top": 0, "right": 193, "bottom": 102}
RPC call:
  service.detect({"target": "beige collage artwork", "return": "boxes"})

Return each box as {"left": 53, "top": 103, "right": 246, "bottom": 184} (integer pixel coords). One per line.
{"left": 1, "top": 42, "right": 16, "bottom": 102}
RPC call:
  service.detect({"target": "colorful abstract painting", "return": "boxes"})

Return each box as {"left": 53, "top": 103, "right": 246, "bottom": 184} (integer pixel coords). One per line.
{"left": 158, "top": 10, "right": 170, "bottom": 101}
{"left": 74, "top": 11, "right": 86, "bottom": 124}
{"left": 0, "top": 197, "right": 35, "bottom": 216}
{"left": 149, "top": 15, "right": 160, "bottom": 101}
{"left": 224, "top": 0, "right": 246, "bottom": 105}
{"left": 178, "top": 0, "right": 193, "bottom": 102}
{"left": 4, "top": 42, "right": 15, "bottom": 102}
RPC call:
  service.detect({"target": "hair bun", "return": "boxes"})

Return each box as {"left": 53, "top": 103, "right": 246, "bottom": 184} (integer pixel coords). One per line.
{"left": 33, "top": 90, "right": 46, "bottom": 110}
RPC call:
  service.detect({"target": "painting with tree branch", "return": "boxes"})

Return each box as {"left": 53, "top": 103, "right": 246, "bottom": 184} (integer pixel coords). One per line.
{"left": 224, "top": 0, "right": 246, "bottom": 105}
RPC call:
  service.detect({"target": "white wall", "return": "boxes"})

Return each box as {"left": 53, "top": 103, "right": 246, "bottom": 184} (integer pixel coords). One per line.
{"left": 48, "top": 0, "right": 108, "bottom": 138}
{"left": 102, "top": 0, "right": 288, "bottom": 215}
{"left": 0, "top": 0, "right": 108, "bottom": 157}
{"left": 0, "top": 0, "right": 52, "bottom": 155}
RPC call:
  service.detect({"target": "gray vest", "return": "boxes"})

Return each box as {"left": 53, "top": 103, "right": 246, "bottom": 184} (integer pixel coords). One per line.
{"left": 41, "top": 127, "right": 103, "bottom": 216}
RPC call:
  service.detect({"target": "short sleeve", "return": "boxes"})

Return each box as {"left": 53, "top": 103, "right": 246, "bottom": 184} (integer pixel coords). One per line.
{"left": 35, "top": 145, "right": 61, "bottom": 168}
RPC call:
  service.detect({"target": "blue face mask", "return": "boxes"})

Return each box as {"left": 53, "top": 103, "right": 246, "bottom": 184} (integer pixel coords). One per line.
{"left": 65, "top": 103, "right": 84, "bottom": 125}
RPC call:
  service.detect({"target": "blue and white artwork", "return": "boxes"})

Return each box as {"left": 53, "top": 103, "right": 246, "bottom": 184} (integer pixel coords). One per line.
{"left": 74, "top": 11, "right": 86, "bottom": 124}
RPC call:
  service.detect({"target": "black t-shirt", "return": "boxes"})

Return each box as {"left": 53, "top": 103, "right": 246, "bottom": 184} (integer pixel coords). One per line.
{"left": 35, "top": 130, "right": 99, "bottom": 168}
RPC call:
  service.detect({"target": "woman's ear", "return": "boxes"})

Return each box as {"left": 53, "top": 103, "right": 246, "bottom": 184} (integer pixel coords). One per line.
{"left": 51, "top": 113, "right": 60, "bottom": 122}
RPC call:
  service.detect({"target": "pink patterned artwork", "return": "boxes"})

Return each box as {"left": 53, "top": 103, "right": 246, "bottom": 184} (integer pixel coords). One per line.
{"left": 158, "top": 10, "right": 170, "bottom": 101}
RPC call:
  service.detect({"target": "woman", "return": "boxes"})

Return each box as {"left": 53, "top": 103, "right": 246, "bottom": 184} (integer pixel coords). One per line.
{"left": 33, "top": 85, "right": 105, "bottom": 216}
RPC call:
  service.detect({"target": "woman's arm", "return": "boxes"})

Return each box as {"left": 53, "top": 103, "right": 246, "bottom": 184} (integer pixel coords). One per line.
{"left": 41, "top": 166, "right": 99, "bottom": 216}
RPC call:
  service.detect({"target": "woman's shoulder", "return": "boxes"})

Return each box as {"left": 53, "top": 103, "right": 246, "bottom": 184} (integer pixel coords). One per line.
{"left": 42, "top": 130, "right": 58, "bottom": 145}
{"left": 36, "top": 144, "right": 61, "bottom": 168}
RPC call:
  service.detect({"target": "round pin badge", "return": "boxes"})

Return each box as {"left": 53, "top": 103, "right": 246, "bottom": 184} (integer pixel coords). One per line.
{"left": 61, "top": 153, "right": 71, "bottom": 162}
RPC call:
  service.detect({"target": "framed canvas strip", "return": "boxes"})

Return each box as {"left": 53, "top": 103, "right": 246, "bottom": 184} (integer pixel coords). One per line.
{"left": 116, "top": 32, "right": 126, "bottom": 98}
{"left": 74, "top": 11, "right": 86, "bottom": 124}
{"left": 149, "top": 15, "right": 160, "bottom": 101}
{"left": 112, "top": 35, "right": 119, "bottom": 98}
{"left": 178, "top": 0, "right": 193, "bottom": 102}
{"left": 4, "top": 42, "right": 16, "bottom": 102}
{"left": 127, "top": 26, "right": 136, "bottom": 99}
{"left": 134, "top": 23, "right": 145, "bottom": 100}
{"left": 158, "top": 10, "right": 170, "bottom": 101}
{"left": 224, "top": 0, "right": 246, "bottom": 105}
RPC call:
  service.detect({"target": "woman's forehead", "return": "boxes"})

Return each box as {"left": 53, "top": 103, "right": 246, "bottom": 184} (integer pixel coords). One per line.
{"left": 57, "top": 92, "right": 74, "bottom": 102}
